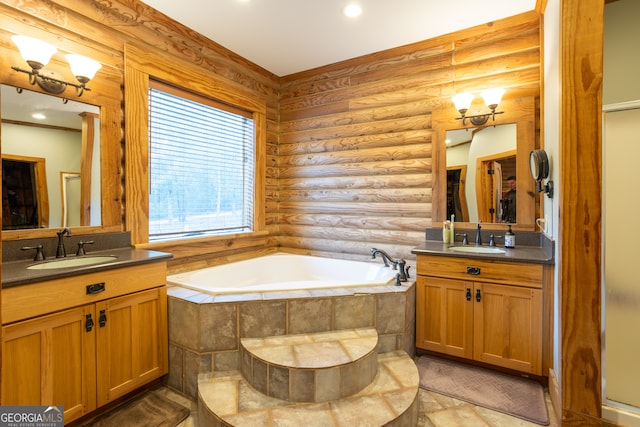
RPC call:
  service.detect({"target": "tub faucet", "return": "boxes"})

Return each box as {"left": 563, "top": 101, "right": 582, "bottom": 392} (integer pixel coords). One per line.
{"left": 370, "top": 248, "right": 394, "bottom": 267}
{"left": 370, "top": 248, "right": 411, "bottom": 284}
{"left": 56, "top": 228, "right": 72, "bottom": 258}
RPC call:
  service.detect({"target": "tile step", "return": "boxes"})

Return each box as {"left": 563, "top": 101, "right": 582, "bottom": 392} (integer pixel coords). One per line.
{"left": 198, "top": 350, "right": 419, "bottom": 427}
{"left": 240, "top": 328, "right": 379, "bottom": 402}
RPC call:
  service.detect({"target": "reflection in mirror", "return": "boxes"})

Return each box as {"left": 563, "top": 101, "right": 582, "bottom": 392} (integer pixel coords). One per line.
{"left": 446, "top": 124, "right": 517, "bottom": 224}
{"left": 2, "top": 154, "right": 49, "bottom": 228}
{"left": 61, "top": 172, "right": 81, "bottom": 227}
{"left": 1, "top": 84, "right": 100, "bottom": 229}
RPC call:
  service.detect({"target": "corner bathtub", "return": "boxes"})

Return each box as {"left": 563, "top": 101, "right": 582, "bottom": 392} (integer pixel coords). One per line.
{"left": 166, "top": 253, "right": 398, "bottom": 295}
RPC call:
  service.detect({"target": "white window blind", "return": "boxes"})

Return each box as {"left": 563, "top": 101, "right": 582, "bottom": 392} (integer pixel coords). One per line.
{"left": 148, "top": 82, "right": 255, "bottom": 241}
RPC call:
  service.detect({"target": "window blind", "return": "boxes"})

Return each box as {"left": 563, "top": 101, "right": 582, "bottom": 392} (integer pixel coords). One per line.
{"left": 148, "top": 84, "right": 255, "bottom": 241}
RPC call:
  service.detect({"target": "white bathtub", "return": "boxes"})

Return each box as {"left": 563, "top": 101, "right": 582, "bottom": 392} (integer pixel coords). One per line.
{"left": 167, "top": 253, "right": 398, "bottom": 295}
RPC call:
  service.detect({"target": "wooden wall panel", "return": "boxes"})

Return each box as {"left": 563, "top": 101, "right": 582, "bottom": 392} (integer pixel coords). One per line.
{"left": 0, "top": 0, "right": 281, "bottom": 269}
{"left": 1, "top": 0, "right": 540, "bottom": 271}
{"left": 560, "top": 0, "right": 604, "bottom": 424}
{"left": 278, "top": 11, "right": 541, "bottom": 264}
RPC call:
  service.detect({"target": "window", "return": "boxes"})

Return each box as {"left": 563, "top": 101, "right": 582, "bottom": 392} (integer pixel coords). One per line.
{"left": 147, "top": 82, "right": 255, "bottom": 241}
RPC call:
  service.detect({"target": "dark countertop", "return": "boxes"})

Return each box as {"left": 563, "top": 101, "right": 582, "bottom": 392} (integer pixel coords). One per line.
{"left": 412, "top": 228, "right": 554, "bottom": 264}
{"left": 2, "top": 247, "right": 173, "bottom": 288}
{"left": 411, "top": 241, "right": 553, "bottom": 264}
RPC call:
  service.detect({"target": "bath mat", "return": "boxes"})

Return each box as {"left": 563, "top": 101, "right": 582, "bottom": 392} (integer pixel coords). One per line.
{"left": 416, "top": 355, "right": 549, "bottom": 425}
{"left": 88, "top": 391, "right": 190, "bottom": 427}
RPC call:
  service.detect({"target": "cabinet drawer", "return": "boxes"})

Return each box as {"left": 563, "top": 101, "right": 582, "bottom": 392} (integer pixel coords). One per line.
{"left": 416, "top": 255, "right": 543, "bottom": 288}
{"left": 2, "top": 262, "right": 167, "bottom": 324}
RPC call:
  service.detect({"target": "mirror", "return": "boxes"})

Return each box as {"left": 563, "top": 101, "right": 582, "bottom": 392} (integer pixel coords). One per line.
{"left": 529, "top": 149, "right": 553, "bottom": 198}
{"left": 432, "top": 96, "right": 538, "bottom": 229}
{"left": 446, "top": 125, "right": 517, "bottom": 223}
{"left": 1, "top": 84, "right": 100, "bottom": 230}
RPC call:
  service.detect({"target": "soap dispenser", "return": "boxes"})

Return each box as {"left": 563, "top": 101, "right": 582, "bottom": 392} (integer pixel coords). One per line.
{"left": 505, "top": 225, "right": 515, "bottom": 248}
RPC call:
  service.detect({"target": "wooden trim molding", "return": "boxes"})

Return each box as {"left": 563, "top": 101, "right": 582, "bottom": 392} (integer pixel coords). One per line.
{"left": 560, "top": 0, "right": 604, "bottom": 424}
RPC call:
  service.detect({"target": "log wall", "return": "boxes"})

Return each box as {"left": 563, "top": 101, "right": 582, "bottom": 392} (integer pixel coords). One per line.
{"left": 0, "top": 1, "right": 540, "bottom": 271}
{"left": 277, "top": 12, "right": 541, "bottom": 264}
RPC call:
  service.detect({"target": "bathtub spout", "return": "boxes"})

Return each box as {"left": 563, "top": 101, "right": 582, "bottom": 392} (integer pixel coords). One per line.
{"left": 370, "top": 248, "right": 410, "bottom": 285}
{"left": 370, "top": 248, "right": 394, "bottom": 267}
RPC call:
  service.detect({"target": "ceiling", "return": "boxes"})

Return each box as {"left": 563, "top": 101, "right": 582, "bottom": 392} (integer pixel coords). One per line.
{"left": 141, "top": 0, "right": 538, "bottom": 77}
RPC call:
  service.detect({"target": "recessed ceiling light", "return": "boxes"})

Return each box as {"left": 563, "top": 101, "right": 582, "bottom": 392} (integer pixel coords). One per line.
{"left": 32, "top": 113, "right": 47, "bottom": 120}
{"left": 343, "top": 4, "right": 362, "bottom": 18}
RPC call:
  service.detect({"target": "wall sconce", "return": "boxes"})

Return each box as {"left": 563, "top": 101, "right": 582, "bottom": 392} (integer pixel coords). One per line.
{"left": 10, "top": 35, "right": 102, "bottom": 97}
{"left": 452, "top": 88, "right": 505, "bottom": 126}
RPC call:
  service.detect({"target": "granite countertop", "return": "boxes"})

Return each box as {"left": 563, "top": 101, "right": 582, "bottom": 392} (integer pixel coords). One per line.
{"left": 411, "top": 228, "right": 554, "bottom": 264}
{"left": 2, "top": 247, "right": 173, "bottom": 288}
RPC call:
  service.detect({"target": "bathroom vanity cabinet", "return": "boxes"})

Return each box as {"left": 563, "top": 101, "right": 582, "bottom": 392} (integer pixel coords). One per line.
{"left": 1, "top": 262, "right": 168, "bottom": 424}
{"left": 415, "top": 254, "right": 552, "bottom": 376}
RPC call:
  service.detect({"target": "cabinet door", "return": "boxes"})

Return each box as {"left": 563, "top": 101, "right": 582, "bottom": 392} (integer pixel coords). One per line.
{"left": 95, "top": 287, "right": 168, "bottom": 406}
{"left": 416, "top": 276, "right": 473, "bottom": 358}
{"left": 1, "top": 305, "right": 97, "bottom": 423}
{"left": 473, "top": 283, "right": 543, "bottom": 374}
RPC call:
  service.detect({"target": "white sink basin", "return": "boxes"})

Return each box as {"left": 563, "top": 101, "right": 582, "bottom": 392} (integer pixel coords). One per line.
{"left": 448, "top": 246, "right": 506, "bottom": 254}
{"left": 27, "top": 256, "right": 117, "bottom": 270}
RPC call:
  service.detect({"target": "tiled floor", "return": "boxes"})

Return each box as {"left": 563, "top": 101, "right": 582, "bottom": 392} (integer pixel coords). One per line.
{"left": 163, "top": 382, "right": 558, "bottom": 427}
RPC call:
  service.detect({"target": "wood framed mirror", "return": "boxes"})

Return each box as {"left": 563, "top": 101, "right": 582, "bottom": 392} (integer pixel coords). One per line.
{"left": 0, "top": 29, "right": 124, "bottom": 240}
{"left": 432, "top": 95, "right": 539, "bottom": 230}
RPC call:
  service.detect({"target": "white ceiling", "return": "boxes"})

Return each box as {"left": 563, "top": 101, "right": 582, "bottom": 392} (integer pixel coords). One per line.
{"left": 141, "top": 0, "right": 537, "bottom": 77}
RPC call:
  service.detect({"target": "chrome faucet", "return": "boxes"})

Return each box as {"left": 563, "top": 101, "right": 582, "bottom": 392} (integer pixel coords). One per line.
{"left": 370, "top": 248, "right": 411, "bottom": 284}
{"left": 56, "top": 228, "right": 72, "bottom": 258}
{"left": 475, "top": 223, "right": 482, "bottom": 246}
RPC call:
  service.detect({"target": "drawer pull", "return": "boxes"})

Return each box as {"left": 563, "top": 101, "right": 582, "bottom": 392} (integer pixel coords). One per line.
{"left": 85, "top": 314, "right": 94, "bottom": 332}
{"left": 86, "top": 282, "right": 105, "bottom": 295}
{"left": 476, "top": 289, "right": 482, "bottom": 302}
{"left": 466, "top": 288, "right": 471, "bottom": 301}
{"left": 466, "top": 266, "right": 481, "bottom": 275}
{"left": 99, "top": 309, "right": 107, "bottom": 327}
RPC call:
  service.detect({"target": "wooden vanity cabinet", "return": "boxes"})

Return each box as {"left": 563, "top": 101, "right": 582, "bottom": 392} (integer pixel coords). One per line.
{"left": 2, "top": 305, "right": 97, "bottom": 422}
{"left": 95, "top": 287, "right": 167, "bottom": 406}
{"left": 1, "top": 262, "right": 168, "bottom": 424}
{"left": 416, "top": 254, "right": 550, "bottom": 376}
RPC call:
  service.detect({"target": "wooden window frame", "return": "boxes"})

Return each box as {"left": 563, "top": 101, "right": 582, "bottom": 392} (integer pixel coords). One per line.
{"left": 123, "top": 43, "right": 267, "bottom": 252}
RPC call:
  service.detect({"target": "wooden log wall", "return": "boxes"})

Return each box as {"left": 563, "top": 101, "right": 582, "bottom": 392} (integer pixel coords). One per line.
{"left": 0, "top": 0, "right": 282, "bottom": 271}
{"left": 0, "top": 1, "right": 540, "bottom": 271}
{"left": 277, "top": 11, "right": 541, "bottom": 264}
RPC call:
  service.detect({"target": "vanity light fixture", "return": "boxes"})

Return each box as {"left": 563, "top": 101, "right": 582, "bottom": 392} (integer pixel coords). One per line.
{"left": 10, "top": 35, "right": 102, "bottom": 97}
{"left": 452, "top": 87, "right": 505, "bottom": 126}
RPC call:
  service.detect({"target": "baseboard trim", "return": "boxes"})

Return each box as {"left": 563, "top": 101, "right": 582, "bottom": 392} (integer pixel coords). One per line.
{"left": 549, "top": 368, "right": 561, "bottom": 426}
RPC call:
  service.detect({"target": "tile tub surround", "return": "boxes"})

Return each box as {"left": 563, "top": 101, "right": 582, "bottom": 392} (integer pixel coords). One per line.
{"left": 166, "top": 282, "right": 416, "bottom": 399}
